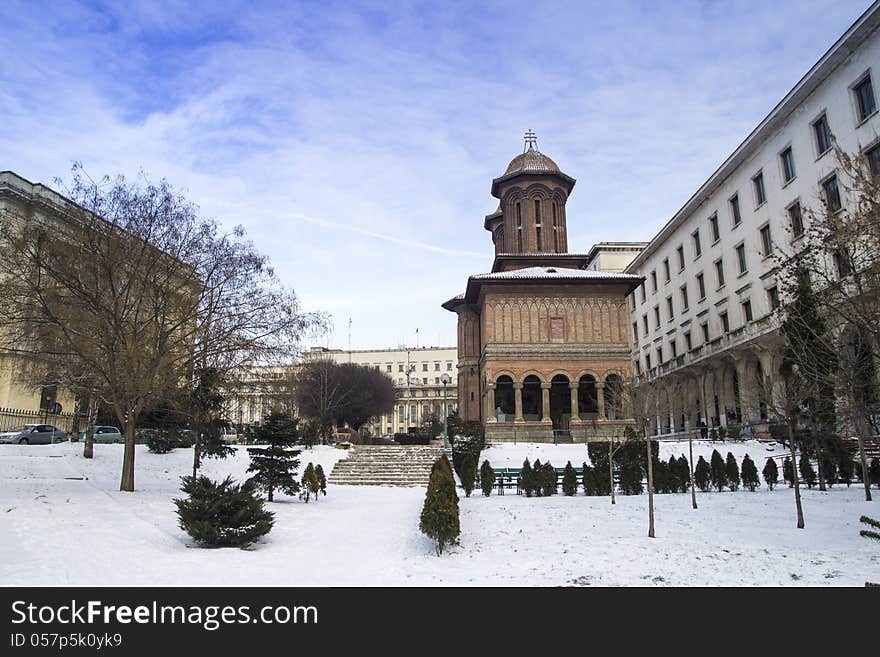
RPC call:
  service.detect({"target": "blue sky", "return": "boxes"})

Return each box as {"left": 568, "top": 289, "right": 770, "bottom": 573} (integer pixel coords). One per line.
{"left": 1, "top": 0, "right": 873, "bottom": 350}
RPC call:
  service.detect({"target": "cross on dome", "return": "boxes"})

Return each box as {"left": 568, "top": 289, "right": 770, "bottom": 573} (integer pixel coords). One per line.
{"left": 523, "top": 129, "right": 538, "bottom": 151}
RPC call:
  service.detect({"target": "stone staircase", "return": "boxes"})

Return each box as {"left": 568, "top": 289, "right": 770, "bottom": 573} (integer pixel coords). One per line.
{"left": 329, "top": 445, "right": 443, "bottom": 486}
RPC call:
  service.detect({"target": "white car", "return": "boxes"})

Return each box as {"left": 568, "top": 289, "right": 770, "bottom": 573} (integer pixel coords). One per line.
{"left": 0, "top": 424, "right": 68, "bottom": 445}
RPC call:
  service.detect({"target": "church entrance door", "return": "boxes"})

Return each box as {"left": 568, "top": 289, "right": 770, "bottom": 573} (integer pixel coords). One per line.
{"left": 549, "top": 375, "right": 570, "bottom": 432}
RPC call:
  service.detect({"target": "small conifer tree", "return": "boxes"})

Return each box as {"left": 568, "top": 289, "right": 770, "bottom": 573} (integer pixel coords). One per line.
{"left": 460, "top": 452, "right": 477, "bottom": 497}
{"left": 783, "top": 457, "right": 794, "bottom": 488}
{"left": 541, "top": 461, "right": 556, "bottom": 496}
{"left": 582, "top": 463, "right": 597, "bottom": 496}
{"left": 175, "top": 475, "right": 274, "bottom": 548}
{"left": 709, "top": 427, "right": 718, "bottom": 442}
{"left": 315, "top": 464, "right": 327, "bottom": 496}
{"left": 619, "top": 458, "right": 643, "bottom": 495}
{"left": 741, "top": 454, "right": 759, "bottom": 492}
{"left": 480, "top": 460, "right": 494, "bottom": 497}
{"left": 694, "top": 456, "right": 711, "bottom": 492}
{"left": 533, "top": 459, "right": 543, "bottom": 497}
{"left": 520, "top": 459, "right": 535, "bottom": 497}
{"left": 592, "top": 456, "right": 612, "bottom": 495}
{"left": 562, "top": 461, "right": 578, "bottom": 496}
{"left": 246, "top": 412, "right": 302, "bottom": 502}
{"left": 869, "top": 457, "right": 880, "bottom": 489}
{"left": 725, "top": 452, "right": 741, "bottom": 491}
{"left": 300, "top": 462, "right": 320, "bottom": 502}
{"left": 762, "top": 458, "right": 779, "bottom": 490}
{"left": 431, "top": 453, "right": 459, "bottom": 506}
{"left": 420, "top": 458, "right": 460, "bottom": 555}
{"left": 837, "top": 456, "right": 853, "bottom": 487}
{"left": 710, "top": 449, "right": 727, "bottom": 492}
{"left": 799, "top": 453, "right": 817, "bottom": 489}
{"left": 652, "top": 459, "right": 668, "bottom": 494}
{"left": 820, "top": 452, "right": 837, "bottom": 488}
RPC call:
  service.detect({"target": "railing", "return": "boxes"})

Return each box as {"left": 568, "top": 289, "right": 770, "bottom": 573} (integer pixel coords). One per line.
{"left": 0, "top": 407, "right": 77, "bottom": 434}
{"left": 635, "top": 313, "right": 779, "bottom": 384}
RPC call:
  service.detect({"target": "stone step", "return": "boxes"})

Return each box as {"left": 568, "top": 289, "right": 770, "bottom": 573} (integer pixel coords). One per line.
{"left": 329, "top": 445, "right": 442, "bottom": 487}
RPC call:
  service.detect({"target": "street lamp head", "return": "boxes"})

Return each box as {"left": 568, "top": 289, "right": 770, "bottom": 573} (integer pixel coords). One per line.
{"left": 440, "top": 372, "right": 452, "bottom": 385}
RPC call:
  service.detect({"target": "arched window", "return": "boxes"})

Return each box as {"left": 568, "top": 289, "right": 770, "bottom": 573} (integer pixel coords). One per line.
{"left": 495, "top": 375, "right": 515, "bottom": 422}
{"left": 522, "top": 375, "right": 542, "bottom": 419}
{"left": 578, "top": 375, "right": 598, "bottom": 418}
{"left": 516, "top": 202, "right": 523, "bottom": 252}
{"left": 535, "top": 199, "right": 542, "bottom": 251}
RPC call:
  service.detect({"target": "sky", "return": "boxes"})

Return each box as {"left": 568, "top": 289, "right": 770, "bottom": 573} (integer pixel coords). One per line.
{"left": 1, "top": 0, "right": 874, "bottom": 351}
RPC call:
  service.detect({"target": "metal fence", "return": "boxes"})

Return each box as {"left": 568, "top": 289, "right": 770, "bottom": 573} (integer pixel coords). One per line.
{"left": 0, "top": 407, "right": 77, "bottom": 434}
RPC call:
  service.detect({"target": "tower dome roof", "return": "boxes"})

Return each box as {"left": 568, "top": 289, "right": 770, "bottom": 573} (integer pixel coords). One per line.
{"left": 503, "top": 148, "right": 560, "bottom": 175}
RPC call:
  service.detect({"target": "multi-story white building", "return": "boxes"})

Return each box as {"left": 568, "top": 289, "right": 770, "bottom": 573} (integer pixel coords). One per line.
{"left": 625, "top": 3, "right": 880, "bottom": 436}
{"left": 227, "top": 346, "right": 458, "bottom": 435}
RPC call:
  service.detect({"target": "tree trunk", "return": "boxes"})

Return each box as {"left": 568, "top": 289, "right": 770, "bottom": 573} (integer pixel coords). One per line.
{"left": 646, "top": 434, "right": 655, "bottom": 538}
{"left": 192, "top": 428, "right": 201, "bottom": 480}
{"left": 82, "top": 400, "right": 96, "bottom": 459}
{"left": 854, "top": 409, "right": 873, "bottom": 502}
{"left": 268, "top": 487, "right": 273, "bottom": 503}
{"left": 788, "top": 422, "right": 804, "bottom": 529}
{"left": 816, "top": 437, "right": 826, "bottom": 492}
{"left": 689, "top": 431, "right": 698, "bottom": 510}
{"left": 609, "top": 437, "right": 615, "bottom": 505}
{"left": 120, "top": 420, "right": 136, "bottom": 492}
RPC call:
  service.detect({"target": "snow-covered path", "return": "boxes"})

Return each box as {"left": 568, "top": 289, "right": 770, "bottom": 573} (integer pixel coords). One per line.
{"left": 0, "top": 442, "right": 877, "bottom": 586}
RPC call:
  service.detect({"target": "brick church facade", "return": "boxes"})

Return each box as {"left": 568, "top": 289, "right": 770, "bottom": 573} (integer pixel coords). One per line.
{"left": 442, "top": 136, "right": 643, "bottom": 442}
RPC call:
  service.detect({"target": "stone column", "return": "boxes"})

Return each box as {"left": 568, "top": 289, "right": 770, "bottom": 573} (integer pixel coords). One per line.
{"left": 569, "top": 381, "right": 580, "bottom": 424}
{"left": 486, "top": 384, "right": 497, "bottom": 422}
{"left": 734, "top": 356, "right": 751, "bottom": 424}
{"left": 541, "top": 382, "right": 552, "bottom": 423}
{"left": 513, "top": 382, "right": 524, "bottom": 423}
{"left": 597, "top": 382, "right": 606, "bottom": 420}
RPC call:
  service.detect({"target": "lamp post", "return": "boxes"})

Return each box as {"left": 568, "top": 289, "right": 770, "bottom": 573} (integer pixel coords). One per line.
{"left": 440, "top": 372, "right": 451, "bottom": 449}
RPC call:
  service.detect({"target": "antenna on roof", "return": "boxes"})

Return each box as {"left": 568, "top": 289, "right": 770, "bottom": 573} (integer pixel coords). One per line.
{"left": 524, "top": 128, "right": 538, "bottom": 152}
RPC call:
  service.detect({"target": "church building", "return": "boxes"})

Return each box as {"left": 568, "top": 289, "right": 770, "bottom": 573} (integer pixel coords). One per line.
{"left": 442, "top": 134, "right": 644, "bottom": 442}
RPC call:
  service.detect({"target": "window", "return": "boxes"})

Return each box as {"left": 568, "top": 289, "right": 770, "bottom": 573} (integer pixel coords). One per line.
{"left": 670, "top": 340, "right": 677, "bottom": 359}
{"left": 516, "top": 202, "right": 523, "bottom": 251}
{"left": 663, "top": 258, "right": 670, "bottom": 282}
{"left": 535, "top": 200, "right": 542, "bottom": 251}
{"left": 767, "top": 286, "right": 780, "bottom": 310}
{"left": 709, "top": 214, "right": 720, "bottom": 242}
{"left": 823, "top": 175, "right": 841, "bottom": 212}
{"left": 729, "top": 194, "right": 742, "bottom": 226}
{"left": 645, "top": 353, "right": 652, "bottom": 370}
{"left": 854, "top": 74, "right": 877, "bottom": 121}
{"left": 742, "top": 299, "right": 753, "bottom": 322}
{"left": 788, "top": 201, "right": 804, "bottom": 238}
{"left": 634, "top": 360, "right": 641, "bottom": 375}
{"left": 752, "top": 171, "right": 766, "bottom": 206}
{"left": 681, "top": 284, "right": 689, "bottom": 310}
{"left": 642, "top": 314, "right": 649, "bottom": 334}
{"left": 447, "top": 362, "right": 453, "bottom": 370}
{"left": 867, "top": 142, "right": 880, "bottom": 176}
{"left": 715, "top": 258, "right": 725, "bottom": 288}
{"left": 720, "top": 311, "right": 730, "bottom": 333}
{"left": 684, "top": 332, "right": 692, "bottom": 351}
{"left": 656, "top": 346, "right": 663, "bottom": 365}
{"left": 813, "top": 113, "right": 832, "bottom": 155}
{"left": 387, "top": 365, "right": 392, "bottom": 372}
{"left": 651, "top": 271, "right": 657, "bottom": 292}
{"left": 552, "top": 203, "right": 559, "bottom": 251}
{"left": 398, "top": 364, "right": 404, "bottom": 372}
{"left": 692, "top": 229, "right": 702, "bottom": 257}
{"left": 434, "top": 362, "right": 440, "bottom": 371}
{"left": 633, "top": 321, "right": 639, "bottom": 340}
{"left": 666, "top": 296, "right": 674, "bottom": 322}
{"left": 780, "top": 147, "right": 796, "bottom": 183}
{"left": 677, "top": 245, "right": 685, "bottom": 271}
{"left": 696, "top": 272, "right": 706, "bottom": 300}
{"left": 422, "top": 363, "right": 428, "bottom": 372}
{"left": 654, "top": 306, "right": 660, "bottom": 329}
{"left": 701, "top": 322, "right": 710, "bottom": 342}
{"left": 736, "top": 243, "right": 747, "bottom": 274}
{"left": 835, "top": 249, "right": 853, "bottom": 278}
{"left": 760, "top": 225, "right": 772, "bottom": 257}
{"left": 398, "top": 377, "right": 404, "bottom": 385}
{"left": 640, "top": 282, "right": 646, "bottom": 302}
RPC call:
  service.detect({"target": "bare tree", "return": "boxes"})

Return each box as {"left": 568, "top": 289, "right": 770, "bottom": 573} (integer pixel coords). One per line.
{"left": 628, "top": 377, "right": 656, "bottom": 537}
{"left": 0, "top": 166, "right": 324, "bottom": 491}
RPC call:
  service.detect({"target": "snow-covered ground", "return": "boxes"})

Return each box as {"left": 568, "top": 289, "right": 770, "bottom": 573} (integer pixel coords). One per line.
{"left": 1, "top": 441, "right": 877, "bottom": 586}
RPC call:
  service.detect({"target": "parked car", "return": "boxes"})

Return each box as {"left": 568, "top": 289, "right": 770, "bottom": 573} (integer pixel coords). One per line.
{"left": 0, "top": 424, "right": 68, "bottom": 445}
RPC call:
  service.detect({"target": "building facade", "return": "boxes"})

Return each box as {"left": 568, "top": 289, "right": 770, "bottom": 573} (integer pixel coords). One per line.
{"left": 444, "top": 137, "right": 643, "bottom": 442}
{"left": 624, "top": 4, "right": 880, "bottom": 437}
{"left": 227, "top": 346, "right": 458, "bottom": 435}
